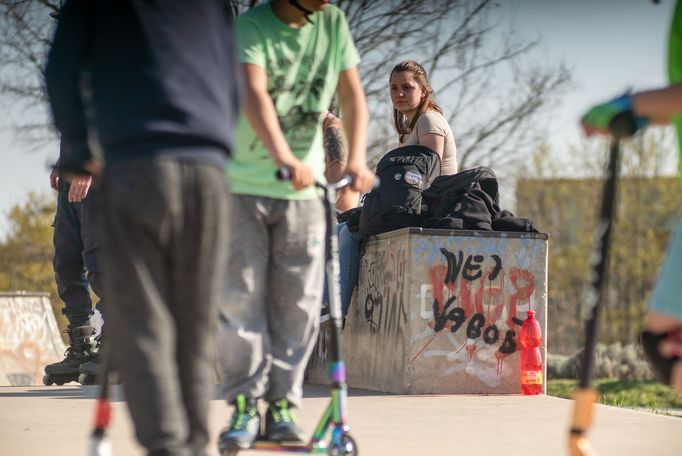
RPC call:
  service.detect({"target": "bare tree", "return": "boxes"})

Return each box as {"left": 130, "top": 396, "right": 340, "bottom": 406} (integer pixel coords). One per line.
{"left": 235, "top": 0, "right": 571, "bottom": 170}
{"left": 1, "top": 0, "right": 570, "bottom": 171}
{"left": 352, "top": 1, "right": 570, "bottom": 169}
{"left": 0, "top": 0, "right": 58, "bottom": 145}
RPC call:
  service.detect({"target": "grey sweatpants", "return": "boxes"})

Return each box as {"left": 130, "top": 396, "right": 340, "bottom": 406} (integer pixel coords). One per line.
{"left": 98, "top": 158, "right": 229, "bottom": 456}
{"left": 218, "top": 194, "right": 325, "bottom": 407}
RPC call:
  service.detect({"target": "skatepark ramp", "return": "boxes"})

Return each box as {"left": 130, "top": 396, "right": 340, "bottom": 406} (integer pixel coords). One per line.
{"left": 0, "top": 292, "right": 65, "bottom": 386}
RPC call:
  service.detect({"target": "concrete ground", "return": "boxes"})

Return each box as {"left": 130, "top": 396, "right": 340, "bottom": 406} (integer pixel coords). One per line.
{"left": 1, "top": 384, "right": 680, "bottom": 456}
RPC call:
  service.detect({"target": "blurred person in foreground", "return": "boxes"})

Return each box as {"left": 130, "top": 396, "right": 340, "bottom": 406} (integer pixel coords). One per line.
{"left": 581, "top": 0, "right": 682, "bottom": 394}
{"left": 217, "top": 0, "right": 374, "bottom": 451}
{"left": 45, "top": 1, "right": 240, "bottom": 454}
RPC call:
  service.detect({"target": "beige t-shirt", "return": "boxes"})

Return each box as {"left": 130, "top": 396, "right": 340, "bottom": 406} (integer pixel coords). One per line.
{"left": 399, "top": 110, "right": 458, "bottom": 175}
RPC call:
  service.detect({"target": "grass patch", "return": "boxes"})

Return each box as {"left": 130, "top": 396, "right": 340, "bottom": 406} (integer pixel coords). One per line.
{"left": 547, "top": 379, "right": 682, "bottom": 409}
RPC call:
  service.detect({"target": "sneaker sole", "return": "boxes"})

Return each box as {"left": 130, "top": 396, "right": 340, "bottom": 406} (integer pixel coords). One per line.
{"left": 263, "top": 428, "right": 305, "bottom": 443}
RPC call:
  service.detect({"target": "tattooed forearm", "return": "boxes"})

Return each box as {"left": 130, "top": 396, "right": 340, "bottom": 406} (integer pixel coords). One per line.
{"left": 324, "top": 125, "right": 347, "bottom": 167}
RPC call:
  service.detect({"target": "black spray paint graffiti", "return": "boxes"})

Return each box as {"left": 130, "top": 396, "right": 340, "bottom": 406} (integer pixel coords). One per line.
{"left": 431, "top": 294, "right": 520, "bottom": 356}
{"left": 430, "top": 248, "right": 536, "bottom": 359}
{"left": 362, "top": 246, "right": 408, "bottom": 336}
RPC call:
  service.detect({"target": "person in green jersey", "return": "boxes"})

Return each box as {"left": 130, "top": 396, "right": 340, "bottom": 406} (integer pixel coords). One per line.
{"left": 217, "top": 0, "right": 374, "bottom": 450}
{"left": 581, "top": 0, "right": 682, "bottom": 394}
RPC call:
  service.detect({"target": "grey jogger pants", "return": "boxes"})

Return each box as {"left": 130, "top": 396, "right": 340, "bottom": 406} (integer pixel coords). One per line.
{"left": 218, "top": 194, "right": 325, "bottom": 407}
{"left": 98, "top": 158, "right": 229, "bottom": 456}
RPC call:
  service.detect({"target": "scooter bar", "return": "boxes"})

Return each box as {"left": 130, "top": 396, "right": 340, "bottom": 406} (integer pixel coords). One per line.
{"left": 275, "top": 167, "right": 379, "bottom": 191}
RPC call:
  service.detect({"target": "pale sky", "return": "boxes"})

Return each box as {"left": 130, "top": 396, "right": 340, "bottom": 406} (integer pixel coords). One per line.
{"left": 502, "top": 0, "right": 675, "bottom": 155}
{"left": 0, "top": 0, "right": 677, "bottom": 239}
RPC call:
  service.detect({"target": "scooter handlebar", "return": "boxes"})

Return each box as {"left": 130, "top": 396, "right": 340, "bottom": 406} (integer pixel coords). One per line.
{"left": 275, "top": 167, "right": 379, "bottom": 191}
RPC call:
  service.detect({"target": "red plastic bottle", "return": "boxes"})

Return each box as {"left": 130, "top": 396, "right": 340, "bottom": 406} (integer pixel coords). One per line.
{"left": 519, "top": 309, "right": 543, "bottom": 395}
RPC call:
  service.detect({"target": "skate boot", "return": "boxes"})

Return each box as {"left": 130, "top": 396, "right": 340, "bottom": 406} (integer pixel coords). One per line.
{"left": 78, "top": 332, "right": 102, "bottom": 385}
{"left": 218, "top": 394, "right": 260, "bottom": 454}
{"left": 263, "top": 399, "right": 305, "bottom": 443}
{"left": 43, "top": 325, "right": 96, "bottom": 386}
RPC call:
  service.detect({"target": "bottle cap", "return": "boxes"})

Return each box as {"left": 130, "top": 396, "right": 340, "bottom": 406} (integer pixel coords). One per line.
{"left": 526, "top": 310, "right": 535, "bottom": 318}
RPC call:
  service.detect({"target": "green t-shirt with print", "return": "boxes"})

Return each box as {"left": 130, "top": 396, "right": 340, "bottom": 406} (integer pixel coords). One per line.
{"left": 229, "top": 2, "right": 360, "bottom": 200}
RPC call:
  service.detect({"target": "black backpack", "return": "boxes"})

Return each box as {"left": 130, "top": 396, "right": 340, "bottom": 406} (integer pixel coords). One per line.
{"left": 359, "top": 145, "right": 441, "bottom": 236}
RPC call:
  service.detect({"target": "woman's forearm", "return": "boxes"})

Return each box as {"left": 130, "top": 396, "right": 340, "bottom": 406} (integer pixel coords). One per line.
{"left": 632, "top": 82, "right": 682, "bottom": 123}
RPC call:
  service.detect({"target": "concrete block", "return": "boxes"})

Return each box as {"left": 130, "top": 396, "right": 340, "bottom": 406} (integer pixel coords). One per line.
{"left": 307, "top": 228, "right": 549, "bottom": 394}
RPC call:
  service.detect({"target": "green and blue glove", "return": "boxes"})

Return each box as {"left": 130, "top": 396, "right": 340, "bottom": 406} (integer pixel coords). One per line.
{"left": 581, "top": 93, "right": 648, "bottom": 137}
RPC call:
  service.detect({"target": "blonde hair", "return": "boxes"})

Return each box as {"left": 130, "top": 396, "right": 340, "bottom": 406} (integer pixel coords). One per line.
{"left": 390, "top": 60, "right": 442, "bottom": 136}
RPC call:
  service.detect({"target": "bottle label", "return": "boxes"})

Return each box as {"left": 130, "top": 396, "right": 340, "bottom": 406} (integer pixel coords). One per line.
{"left": 521, "top": 370, "right": 543, "bottom": 385}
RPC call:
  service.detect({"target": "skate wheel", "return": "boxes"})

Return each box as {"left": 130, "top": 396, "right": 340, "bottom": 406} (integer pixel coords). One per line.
{"left": 42, "top": 374, "right": 52, "bottom": 386}
{"left": 329, "top": 434, "right": 357, "bottom": 456}
{"left": 78, "top": 373, "right": 96, "bottom": 385}
{"left": 55, "top": 380, "right": 65, "bottom": 386}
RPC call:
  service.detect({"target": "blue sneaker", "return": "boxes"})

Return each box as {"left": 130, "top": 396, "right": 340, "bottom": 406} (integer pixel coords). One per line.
{"left": 219, "top": 395, "right": 260, "bottom": 451}
{"left": 264, "top": 399, "right": 305, "bottom": 443}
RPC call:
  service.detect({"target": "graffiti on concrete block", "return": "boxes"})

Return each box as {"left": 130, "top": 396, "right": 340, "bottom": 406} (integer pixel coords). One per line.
{"left": 361, "top": 244, "right": 408, "bottom": 336}
{"left": 0, "top": 295, "right": 65, "bottom": 386}
{"left": 414, "top": 247, "right": 537, "bottom": 378}
{"left": 307, "top": 326, "right": 331, "bottom": 377}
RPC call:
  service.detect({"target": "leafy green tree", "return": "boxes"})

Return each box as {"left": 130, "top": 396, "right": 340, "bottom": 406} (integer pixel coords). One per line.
{"left": 517, "top": 128, "right": 682, "bottom": 354}
{"left": 0, "top": 191, "right": 64, "bottom": 329}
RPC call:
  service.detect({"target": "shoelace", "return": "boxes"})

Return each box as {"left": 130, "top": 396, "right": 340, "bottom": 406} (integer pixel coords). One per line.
{"left": 231, "top": 412, "right": 249, "bottom": 430}
{"left": 231, "top": 396, "right": 256, "bottom": 430}
{"left": 270, "top": 402, "right": 294, "bottom": 424}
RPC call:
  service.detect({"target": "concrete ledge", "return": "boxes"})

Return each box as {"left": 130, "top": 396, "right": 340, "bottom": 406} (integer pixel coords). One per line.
{"left": 308, "top": 228, "right": 549, "bottom": 394}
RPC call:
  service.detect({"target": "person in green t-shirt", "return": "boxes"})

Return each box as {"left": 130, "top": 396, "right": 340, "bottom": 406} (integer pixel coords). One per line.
{"left": 217, "top": 0, "right": 374, "bottom": 450}
{"left": 580, "top": 0, "right": 682, "bottom": 394}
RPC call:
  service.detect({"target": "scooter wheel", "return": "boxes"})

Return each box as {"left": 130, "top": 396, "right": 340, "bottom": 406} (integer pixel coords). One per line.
{"left": 218, "top": 439, "right": 240, "bottom": 456}
{"left": 329, "top": 434, "right": 357, "bottom": 456}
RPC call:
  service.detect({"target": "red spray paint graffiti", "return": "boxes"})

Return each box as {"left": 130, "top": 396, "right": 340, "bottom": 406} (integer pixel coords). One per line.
{"left": 423, "top": 248, "right": 536, "bottom": 375}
